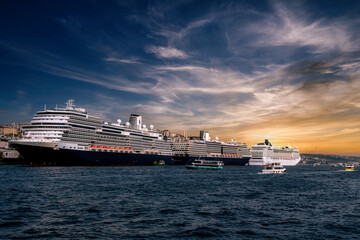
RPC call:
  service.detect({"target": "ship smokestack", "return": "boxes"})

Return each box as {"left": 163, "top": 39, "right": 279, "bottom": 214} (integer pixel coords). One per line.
{"left": 200, "top": 130, "right": 210, "bottom": 141}
{"left": 129, "top": 114, "right": 142, "bottom": 130}
{"left": 265, "top": 139, "right": 272, "bottom": 146}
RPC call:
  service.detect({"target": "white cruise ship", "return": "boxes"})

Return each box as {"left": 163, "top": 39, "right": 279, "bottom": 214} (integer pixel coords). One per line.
{"left": 249, "top": 139, "right": 301, "bottom": 166}
{"left": 10, "top": 99, "right": 174, "bottom": 166}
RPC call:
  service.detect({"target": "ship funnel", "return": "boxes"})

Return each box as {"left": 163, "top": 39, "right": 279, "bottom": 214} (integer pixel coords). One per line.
{"left": 265, "top": 139, "right": 272, "bottom": 146}
{"left": 129, "top": 114, "right": 142, "bottom": 130}
{"left": 200, "top": 131, "right": 210, "bottom": 141}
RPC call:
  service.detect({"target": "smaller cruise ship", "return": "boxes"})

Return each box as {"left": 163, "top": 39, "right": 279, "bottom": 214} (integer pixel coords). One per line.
{"left": 262, "top": 163, "right": 286, "bottom": 174}
{"left": 249, "top": 139, "right": 301, "bottom": 166}
{"left": 186, "top": 159, "right": 224, "bottom": 170}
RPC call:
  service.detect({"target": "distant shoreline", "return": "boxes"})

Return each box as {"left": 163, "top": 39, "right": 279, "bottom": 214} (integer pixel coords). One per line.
{"left": 300, "top": 153, "right": 360, "bottom": 166}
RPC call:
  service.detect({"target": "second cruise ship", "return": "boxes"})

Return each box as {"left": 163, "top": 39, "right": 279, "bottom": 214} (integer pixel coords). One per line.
{"left": 171, "top": 131, "right": 251, "bottom": 166}
{"left": 249, "top": 139, "right": 301, "bottom": 166}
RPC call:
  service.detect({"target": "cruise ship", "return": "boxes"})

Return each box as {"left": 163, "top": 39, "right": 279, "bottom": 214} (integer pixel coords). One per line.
{"left": 171, "top": 131, "right": 251, "bottom": 166}
{"left": 9, "top": 100, "right": 174, "bottom": 166}
{"left": 249, "top": 139, "right": 301, "bottom": 166}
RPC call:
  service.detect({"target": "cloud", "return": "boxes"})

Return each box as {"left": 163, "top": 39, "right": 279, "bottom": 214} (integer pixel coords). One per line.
{"left": 146, "top": 46, "right": 188, "bottom": 59}
{"left": 103, "top": 57, "right": 140, "bottom": 64}
{"left": 138, "top": 2, "right": 216, "bottom": 46}
{"left": 248, "top": 1, "right": 358, "bottom": 53}
{"left": 41, "top": 64, "right": 154, "bottom": 94}
{"left": 160, "top": 17, "right": 215, "bottom": 46}
{"left": 54, "top": 17, "right": 68, "bottom": 24}
{"left": 152, "top": 65, "right": 254, "bottom": 92}
{"left": 16, "top": 89, "right": 26, "bottom": 98}
{"left": 0, "top": 40, "right": 158, "bottom": 95}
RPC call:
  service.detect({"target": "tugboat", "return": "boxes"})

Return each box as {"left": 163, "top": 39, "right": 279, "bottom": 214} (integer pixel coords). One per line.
{"left": 186, "top": 159, "right": 224, "bottom": 170}
{"left": 345, "top": 164, "right": 355, "bottom": 171}
{"left": 261, "top": 162, "right": 286, "bottom": 174}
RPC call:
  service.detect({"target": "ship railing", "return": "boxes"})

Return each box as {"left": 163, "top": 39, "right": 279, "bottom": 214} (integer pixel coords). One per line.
{"left": 13, "top": 138, "right": 60, "bottom": 142}
{"left": 90, "top": 145, "right": 134, "bottom": 152}
{"left": 222, "top": 153, "right": 239, "bottom": 158}
{"left": 143, "top": 150, "right": 159, "bottom": 155}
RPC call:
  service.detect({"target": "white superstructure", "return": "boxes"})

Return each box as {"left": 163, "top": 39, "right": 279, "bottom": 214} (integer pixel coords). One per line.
{"left": 249, "top": 139, "right": 301, "bottom": 166}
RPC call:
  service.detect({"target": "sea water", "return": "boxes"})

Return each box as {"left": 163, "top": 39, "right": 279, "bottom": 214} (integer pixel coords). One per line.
{"left": 0, "top": 165, "right": 359, "bottom": 239}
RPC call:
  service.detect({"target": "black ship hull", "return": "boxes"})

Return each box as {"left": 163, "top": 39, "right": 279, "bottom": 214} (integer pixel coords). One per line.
{"left": 11, "top": 143, "right": 175, "bottom": 166}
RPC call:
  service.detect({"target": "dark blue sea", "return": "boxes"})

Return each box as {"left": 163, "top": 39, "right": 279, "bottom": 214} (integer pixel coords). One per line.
{"left": 1, "top": 165, "right": 359, "bottom": 239}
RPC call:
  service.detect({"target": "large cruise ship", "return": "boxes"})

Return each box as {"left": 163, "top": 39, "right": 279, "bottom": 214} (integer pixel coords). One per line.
{"left": 10, "top": 100, "right": 174, "bottom": 166}
{"left": 249, "top": 139, "right": 301, "bottom": 166}
{"left": 171, "top": 131, "right": 251, "bottom": 166}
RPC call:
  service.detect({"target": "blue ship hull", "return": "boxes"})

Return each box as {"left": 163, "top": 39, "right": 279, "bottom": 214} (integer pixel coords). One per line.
{"left": 11, "top": 143, "right": 175, "bottom": 166}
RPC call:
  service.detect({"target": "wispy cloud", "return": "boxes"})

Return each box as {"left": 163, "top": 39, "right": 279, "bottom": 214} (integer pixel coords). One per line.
{"left": 248, "top": 2, "right": 358, "bottom": 53}
{"left": 160, "top": 17, "right": 214, "bottom": 46}
{"left": 104, "top": 57, "right": 140, "bottom": 64}
{"left": 41, "top": 64, "right": 154, "bottom": 94}
{"left": 0, "top": 41, "right": 153, "bottom": 94}
{"left": 146, "top": 46, "right": 188, "bottom": 59}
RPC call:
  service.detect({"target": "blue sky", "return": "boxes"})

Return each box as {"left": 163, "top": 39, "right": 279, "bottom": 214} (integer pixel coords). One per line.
{"left": 1, "top": 0, "right": 360, "bottom": 153}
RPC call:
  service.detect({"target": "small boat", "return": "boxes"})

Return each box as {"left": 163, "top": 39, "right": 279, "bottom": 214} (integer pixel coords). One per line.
{"left": 345, "top": 164, "right": 354, "bottom": 171}
{"left": 153, "top": 160, "right": 165, "bottom": 166}
{"left": 186, "top": 159, "right": 224, "bottom": 170}
{"left": 262, "top": 162, "right": 286, "bottom": 174}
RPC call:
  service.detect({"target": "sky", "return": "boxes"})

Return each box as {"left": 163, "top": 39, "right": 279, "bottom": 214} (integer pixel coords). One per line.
{"left": 1, "top": 0, "right": 360, "bottom": 155}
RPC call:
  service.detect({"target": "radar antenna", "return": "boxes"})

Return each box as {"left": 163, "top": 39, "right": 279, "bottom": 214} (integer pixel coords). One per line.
{"left": 66, "top": 99, "right": 75, "bottom": 109}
